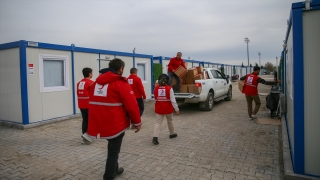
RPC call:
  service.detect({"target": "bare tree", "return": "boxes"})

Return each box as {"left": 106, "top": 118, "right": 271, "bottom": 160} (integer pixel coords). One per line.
{"left": 264, "top": 62, "right": 276, "bottom": 72}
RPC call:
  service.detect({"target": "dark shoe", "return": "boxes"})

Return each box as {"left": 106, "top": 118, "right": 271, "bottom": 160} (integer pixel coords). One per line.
{"left": 152, "top": 137, "right": 159, "bottom": 145}
{"left": 117, "top": 167, "right": 124, "bottom": 175}
{"left": 169, "top": 133, "right": 177, "bottom": 139}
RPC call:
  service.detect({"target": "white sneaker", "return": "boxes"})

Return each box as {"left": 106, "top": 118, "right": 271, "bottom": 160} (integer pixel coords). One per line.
{"left": 251, "top": 114, "right": 257, "bottom": 120}
{"left": 82, "top": 133, "right": 92, "bottom": 143}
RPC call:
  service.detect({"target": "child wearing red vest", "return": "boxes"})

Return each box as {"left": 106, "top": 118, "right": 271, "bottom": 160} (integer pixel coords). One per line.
{"left": 152, "top": 74, "right": 180, "bottom": 145}
{"left": 76, "top": 67, "right": 94, "bottom": 144}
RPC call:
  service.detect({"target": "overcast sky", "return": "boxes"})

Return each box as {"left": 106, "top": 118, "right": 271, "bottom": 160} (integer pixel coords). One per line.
{"left": 0, "top": 0, "right": 299, "bottom": 66}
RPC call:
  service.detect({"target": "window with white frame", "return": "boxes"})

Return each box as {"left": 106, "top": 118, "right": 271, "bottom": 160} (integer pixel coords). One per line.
{"left": 39, "top": 54, "right": 69, "bottom": 92}
{"left": 136, "top": 62, "right": 147, "bottom": 82}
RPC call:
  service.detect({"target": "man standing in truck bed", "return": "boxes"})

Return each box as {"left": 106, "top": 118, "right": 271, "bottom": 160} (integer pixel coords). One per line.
{"left": 168, "top": 52, "right": 187, "bottom": 93}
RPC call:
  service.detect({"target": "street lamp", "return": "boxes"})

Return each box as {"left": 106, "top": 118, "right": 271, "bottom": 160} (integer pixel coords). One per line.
{"left": 258, "top": 52, "right": 261, "bottom": 67}
{"left": 258, "top": 52, "right": 261, "bottom": 74}
{"left": 244, "top": 38, "right": 250, "bottom": 67}
{"left": 133, "top": 47, "right": 136, "bottom": 68}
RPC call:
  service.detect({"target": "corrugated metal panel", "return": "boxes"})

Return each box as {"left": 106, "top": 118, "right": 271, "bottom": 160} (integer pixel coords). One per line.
{"left": 286, "top": 27, "right": 295, "bottom": 154}
{"left": 303, "top": 10, "right": 320, "bottom": 176}
{"left": 0, "top": 48, "right": 22, "bottom": 123}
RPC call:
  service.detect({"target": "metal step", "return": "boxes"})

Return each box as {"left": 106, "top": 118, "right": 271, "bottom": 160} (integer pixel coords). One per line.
{"left": 174, "top": 93, "right": 199, "bottom": 99}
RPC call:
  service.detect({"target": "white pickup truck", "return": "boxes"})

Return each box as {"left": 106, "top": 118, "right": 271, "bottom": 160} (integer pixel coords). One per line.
{"left": 175, "top": 68, "right": 232, "bottom": 111}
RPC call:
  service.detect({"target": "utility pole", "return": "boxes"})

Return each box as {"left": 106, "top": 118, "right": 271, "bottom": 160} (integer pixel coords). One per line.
{"left": 132, "top": 47, "right": 136, "bottom": 68}
{"left": 244, "top": 38, "right": 250, "bottom": 67}
{"left": 258, "top": 52, "right": 261, "bottom": 75}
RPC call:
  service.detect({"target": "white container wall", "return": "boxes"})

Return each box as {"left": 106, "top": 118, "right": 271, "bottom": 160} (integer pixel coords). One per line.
{"left": 26, "top": 48, "right": 73, "bottom": 123}
{"left": 0, "top": 48, "right": 22, "bottom": 123}
{"left": 99, "top": 54, "right": 115, "bottom": 70}
{"left": 74, "top": 52, "right": 100, "bottom": 114}
{"left": 283, "top": 1, "right": 320, "bottom": 177}
{"left": 0, "top": 40, "right": 153, "bottom": 125}
{"left": 302, "top": 9, "right": 320, "bottom": 176}
{"left": 114, "top": 56, "right": 133, "bottom": 77}
{"left": 285, "top": 27, "right": 294, "bottom": 156}
{"left": 135, "top": 57, "right": 152, "bottom": 99}
{"left": 162, "top": 60, "right": 170, "bottom": 74}
{"left": 185, "top": 62, "right": 193, "bottom": 69}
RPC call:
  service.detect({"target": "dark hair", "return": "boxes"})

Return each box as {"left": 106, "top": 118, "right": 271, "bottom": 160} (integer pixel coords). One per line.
{"left": 109, "top": 58, "right": 125, "bottom": 71}
{"left": 253, "top": 66, "right": 260, "bottom": 71}
{"left": 130, "top": 68, "right": 137, "bottom": 74}
{"left": 82, "top": 67, "right": 92, "bottom": 78}
{"left": 158, "top": 74, "right": 169, "bottom": 86}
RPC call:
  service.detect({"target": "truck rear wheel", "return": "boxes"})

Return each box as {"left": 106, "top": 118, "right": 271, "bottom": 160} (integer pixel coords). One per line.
{"left": 201, "top": 92, "right": 214, "bottom": 111}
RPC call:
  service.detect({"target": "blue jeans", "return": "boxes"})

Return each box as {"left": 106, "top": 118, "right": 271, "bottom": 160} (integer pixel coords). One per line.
{"left": 168, "top": 72, "right": 180, "bottom": 92}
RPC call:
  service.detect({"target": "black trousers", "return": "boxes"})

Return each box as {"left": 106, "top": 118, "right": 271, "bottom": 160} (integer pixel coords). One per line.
{"left": 80, "top": 109, "right": 88, "bottom": 134}
{"left": 136, "top": 98, "right": 144, "bottom": 117}
{"left": 103, "top": 132, "right": 125, "bottom": 180}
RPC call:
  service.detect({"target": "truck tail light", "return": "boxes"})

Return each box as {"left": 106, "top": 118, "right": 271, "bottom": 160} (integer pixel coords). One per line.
{"left": 195, "top": 83, "right": 202, "bottom": 94}
{"left": 195, "top": 83, "right": 202, "bottom": 87}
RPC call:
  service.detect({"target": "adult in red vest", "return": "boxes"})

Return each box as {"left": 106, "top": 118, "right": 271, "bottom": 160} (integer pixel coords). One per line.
{"left": 76, "top": 67, "right": 94, "bottom": 144}
{"left": 127, "top": 68, "right": 146, "bottom": 116}
{"left": 152, "top": 74, "right": 180, "bottom": 145}
{"left": 168, "top": 52, "right": 187, "bottom": 93}
{"left": 87, "top": 58, "right": 142, "bottom": 180}
{"left": 240, "top": 66, "right": 280, "bottom": 120}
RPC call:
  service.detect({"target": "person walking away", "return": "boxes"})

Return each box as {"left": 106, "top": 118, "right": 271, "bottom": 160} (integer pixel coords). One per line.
{"left": 240, "top": 66, "right": 280, "bottom": 120}
{"left": 77, "top": 67, "right": 94, "bottom": 144}
{"left": 128, "top": 68, "right": 146, "bottom": 129}
{"left": 167, "top": 52, "right": 187, "bottom": 93}
{"left": 87, "top": 58, "right": 142, "bottom": 180}
{"left": 152, "top": 74, "right": 179, "bottom": 145}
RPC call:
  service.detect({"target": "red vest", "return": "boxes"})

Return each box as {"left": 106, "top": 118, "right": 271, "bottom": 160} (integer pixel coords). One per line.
{"left": 77, "top": 78, "right": 93, "bottom": 109}
{"left": 154, "top": 85, "right": 174, "bottom": 114}
{"left": 127, "top": 74, "right": 146, "bottom": 99}
{"left": 242, "top": 73, "right": 259, "bottom": 96}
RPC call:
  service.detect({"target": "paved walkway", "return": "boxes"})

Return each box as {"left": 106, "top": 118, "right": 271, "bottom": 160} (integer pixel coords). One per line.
{"left": 0, "top": 81, "right": 283, "bottom": 180}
